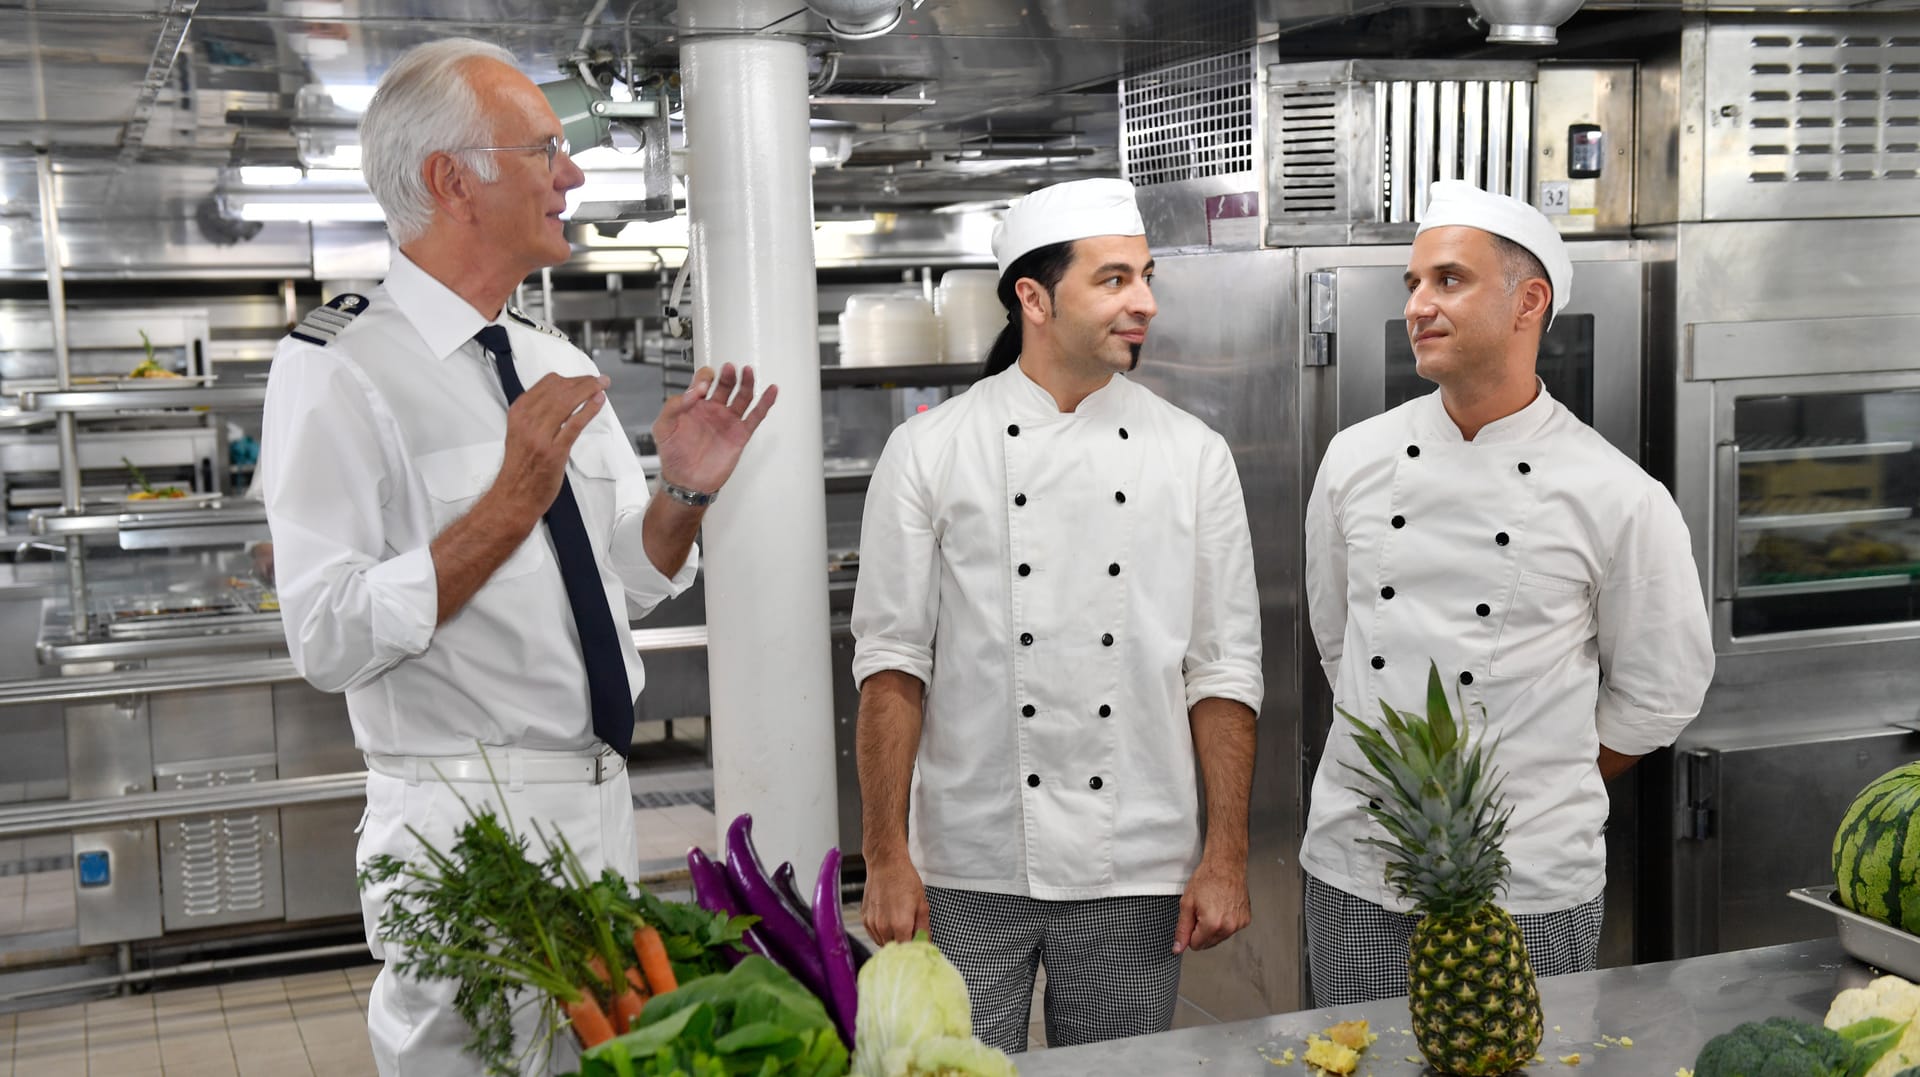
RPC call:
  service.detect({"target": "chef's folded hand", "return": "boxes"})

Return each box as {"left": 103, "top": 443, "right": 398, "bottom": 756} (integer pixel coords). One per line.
{"left": 1174, "top": 858, "right": 1251, "bottom": 954}
{"left": 652, "top": 363, "right": 779, "bottom": 497}
{"left": 860, "top": 856, "right": 929, "bottom": 946}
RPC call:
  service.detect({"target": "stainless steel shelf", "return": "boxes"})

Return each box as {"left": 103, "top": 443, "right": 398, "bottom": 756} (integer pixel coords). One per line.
{"left": 1738, "top": 437, "right": 1915, "bottom": 463}
{"left": 1737, "top": 500, "right": 1913, "bottom": 530}
{"left": 29, "top": 503, "right": 262, "bottom": 537}
{"left": 15, "top": 385, "right": 267, "bottom": 413}
{"left": 0, "top": 657, "right": 302, "bottom": 708}
{"left": 820, "top": 362, "right": 981, "bottom": 389}
{"left": 1736, "top": 573, "right": 1912, "bottom": 599}
{"left": 0, "top": 771, "right": 368, "bottom": 841}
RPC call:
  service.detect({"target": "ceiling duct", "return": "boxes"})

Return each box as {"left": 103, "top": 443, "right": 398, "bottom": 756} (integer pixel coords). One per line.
{"left": 805, "top": 0, "right": 904, "bottom": 41}
{"left": 1468, "top": 0, "right": 1584, "bottom": 45}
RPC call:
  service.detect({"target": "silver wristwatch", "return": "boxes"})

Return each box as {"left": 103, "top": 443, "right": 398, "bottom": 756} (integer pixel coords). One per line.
{"left": 662, "top": 481, "right": 716, "bottom": 507}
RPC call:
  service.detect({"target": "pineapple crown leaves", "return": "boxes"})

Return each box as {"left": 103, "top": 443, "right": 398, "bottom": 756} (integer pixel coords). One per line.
{"left": 1339, "top": 662, "right": 1517, "bottom": 917}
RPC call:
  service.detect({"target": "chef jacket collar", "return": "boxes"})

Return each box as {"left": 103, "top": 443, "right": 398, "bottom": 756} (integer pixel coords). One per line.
{"left": 1009, "top": 357, "right": 1129, "bottom": 420}
{"left": 385, "top": 249, "right": 492, "bottom": 362}
{"left": 1413, "top": 378, "right": 1556, "bottom": 445}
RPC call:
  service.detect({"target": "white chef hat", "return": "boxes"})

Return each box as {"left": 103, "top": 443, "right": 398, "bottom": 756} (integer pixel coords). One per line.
{"left": 992, "top": 178, "right": 1146, "bottom": 277}
{"left": 1417, "top": 180, "right": 1573, "bottom": 323}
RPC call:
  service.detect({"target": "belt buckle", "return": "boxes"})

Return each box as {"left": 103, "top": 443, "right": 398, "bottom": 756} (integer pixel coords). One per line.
{"left": 594, "top": 751, "right": 608, "bottom": 785}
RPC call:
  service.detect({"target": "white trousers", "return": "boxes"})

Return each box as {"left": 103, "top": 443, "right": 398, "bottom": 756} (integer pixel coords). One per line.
{"left": 357, "top": 761, "right": 640, "bottom": 1077}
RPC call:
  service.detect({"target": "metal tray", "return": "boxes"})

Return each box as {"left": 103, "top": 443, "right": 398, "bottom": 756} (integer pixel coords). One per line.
{"left": 1789, "top": 885, "right": 1920, "bottom": 980}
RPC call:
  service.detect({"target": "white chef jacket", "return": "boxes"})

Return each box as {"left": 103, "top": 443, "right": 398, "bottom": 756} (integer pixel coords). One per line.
{"left": 259, "top": 251, "right": 697, "bottom": 757}
{"left": 1301, "top": 386, "right": 1713, "bottom": 914}
{"left": 852, "top": 361, "right": 1264, "bottom": 901}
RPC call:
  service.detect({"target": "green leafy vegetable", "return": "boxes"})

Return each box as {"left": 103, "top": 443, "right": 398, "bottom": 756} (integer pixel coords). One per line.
{"left": 569, "top": 957, "right": 850, "bottom": 1077}
{"left": 358, "top": 791, "right": 755, "bottom": 1075}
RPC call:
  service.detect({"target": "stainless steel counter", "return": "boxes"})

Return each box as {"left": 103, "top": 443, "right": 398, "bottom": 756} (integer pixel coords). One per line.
{"left": 1018, "top": 938, "right": 1869, "bottom": 1075}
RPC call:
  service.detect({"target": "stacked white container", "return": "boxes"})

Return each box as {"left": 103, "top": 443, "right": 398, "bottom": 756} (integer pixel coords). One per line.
{"left": 935, "top": 270, "right": 1002, "bottom": 367}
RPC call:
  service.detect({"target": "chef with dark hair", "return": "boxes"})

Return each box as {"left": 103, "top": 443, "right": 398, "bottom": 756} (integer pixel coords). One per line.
{"left": 853, "top": 178, "right": 1264, "bottom": 1052}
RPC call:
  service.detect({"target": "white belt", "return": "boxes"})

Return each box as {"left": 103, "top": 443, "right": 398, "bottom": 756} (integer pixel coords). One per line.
{"left": 365, "top": 746, "right": 625, "bottom": 787}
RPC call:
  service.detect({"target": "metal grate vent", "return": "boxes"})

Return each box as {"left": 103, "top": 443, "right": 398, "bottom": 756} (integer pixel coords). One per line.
{"left": 632, "top": 788, "right": 714, "bottom": 811}
{"left": 1119, "top": 50, "right": 1257, "bottom": 186}
{"left": 169, "top": 767, "right": 269, "bottom": 919}
{"left": 1274, "top": 86, "right": 1340, "bottom": 215}
{"left": 158, "top": 760, "right": 282, "bottom": 929}
{"left": 1740, "top": 32, "right": 1920, "bottom": 183}
{"left": 1265, "top": 61, "right": 1536, "bottom": 245}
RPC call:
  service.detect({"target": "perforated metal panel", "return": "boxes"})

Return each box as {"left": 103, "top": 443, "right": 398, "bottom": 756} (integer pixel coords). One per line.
{"left": 1120, "top": 50, "right": 1258, "bottom": 187}
{"left": 1704, "top": 22, "right": 1920, "bottom": 219}
{"left": 157, "top": 756, "right": 284, "bottom": 930}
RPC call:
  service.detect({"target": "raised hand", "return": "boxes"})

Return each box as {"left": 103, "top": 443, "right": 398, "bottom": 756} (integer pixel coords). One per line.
{"left": 651, "top": 363, "right": 778, "bottom": 497}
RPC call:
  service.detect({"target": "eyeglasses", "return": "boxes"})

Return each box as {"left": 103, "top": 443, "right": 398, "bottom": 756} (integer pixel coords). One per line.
{"left": 453, "top": 134, "right": 569, "bottom": 171}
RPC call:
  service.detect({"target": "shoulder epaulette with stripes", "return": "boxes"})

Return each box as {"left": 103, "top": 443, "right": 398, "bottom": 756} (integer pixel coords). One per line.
{"left": 506, "top": 305, "right": 569, "bottom": 341}
{"left": 288, "top": 293, "right": 370, "bottom": 347}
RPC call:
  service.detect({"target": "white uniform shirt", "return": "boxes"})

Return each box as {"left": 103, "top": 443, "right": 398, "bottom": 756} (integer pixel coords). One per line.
{"left": 852, "top": 362, "right": 1264, "bottom": 901}
{"left": 260, "top": 252, "right": 696, "bottom": 757}
{"left": 1302, "top": 386, "right": 1713, "bottom": 914}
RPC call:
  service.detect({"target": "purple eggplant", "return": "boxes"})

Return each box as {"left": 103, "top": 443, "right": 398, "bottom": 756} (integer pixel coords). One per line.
{"left": 773, "top": 861, "right": 813, "bottom": 920}
{"left": 725, "top": 814, "right": 827, "bottom": 995}
{"left": 687, "top": 846, "right": 768, "bottom": 966}
{"left": 811, "top": 847, "right": 859, "bottom": 1048}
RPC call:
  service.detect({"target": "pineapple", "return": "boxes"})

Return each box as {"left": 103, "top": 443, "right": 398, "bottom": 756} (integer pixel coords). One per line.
{"left": 1341, "top": 662, "right": 1544, "bottom": 1076}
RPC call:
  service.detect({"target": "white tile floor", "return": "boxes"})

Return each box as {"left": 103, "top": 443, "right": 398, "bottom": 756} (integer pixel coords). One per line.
{"left": 0, "top": 966, "right": 380, "bottom": 1077}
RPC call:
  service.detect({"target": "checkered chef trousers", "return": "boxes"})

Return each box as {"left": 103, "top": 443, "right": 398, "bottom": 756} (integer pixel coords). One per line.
{"left": 925, "top": 885, "right": 1184, "bottom": 1053}
{"left": 1304, "top": 872, "right": 1606, "bottom": 1007}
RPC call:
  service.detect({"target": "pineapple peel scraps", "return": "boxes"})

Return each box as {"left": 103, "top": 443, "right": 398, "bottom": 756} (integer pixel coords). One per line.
{"left": 1303, "top": 1034, "right": 1361, "bottom": 1075}
{"left": 1327, "top": 1019, "right": 1373, "bottom": 1050}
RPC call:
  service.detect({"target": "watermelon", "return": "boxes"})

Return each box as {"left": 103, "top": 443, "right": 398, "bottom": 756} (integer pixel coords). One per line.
{"left": 1834, "top": 761, "right": 1920, "bottom": 932}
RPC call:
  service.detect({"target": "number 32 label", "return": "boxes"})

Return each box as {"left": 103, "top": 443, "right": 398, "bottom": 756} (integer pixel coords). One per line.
{"left": 1539, "top": 181, "right": 1571, "bottom": 215}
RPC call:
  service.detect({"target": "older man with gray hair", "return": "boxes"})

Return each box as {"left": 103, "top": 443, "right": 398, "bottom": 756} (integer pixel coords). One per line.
{"left": 259, "top": 38, "right": 775, "bottom": 1075}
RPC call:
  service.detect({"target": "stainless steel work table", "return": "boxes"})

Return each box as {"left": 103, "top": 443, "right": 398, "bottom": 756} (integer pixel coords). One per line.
{"left": 1018, "top": 938, "right": 1869, "bottom": 1075}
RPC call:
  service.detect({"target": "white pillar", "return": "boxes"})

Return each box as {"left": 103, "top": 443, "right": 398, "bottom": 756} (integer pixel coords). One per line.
{"left": 681, "top": 12, "right": 839, "bottom": 873}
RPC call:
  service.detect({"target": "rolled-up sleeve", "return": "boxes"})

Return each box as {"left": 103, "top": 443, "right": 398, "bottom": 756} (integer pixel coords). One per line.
{"left": 1594, "top": 483, "right": 1715, "bottom": 755}
{"left": 1183, "top": 434, "right": 1264, "bottom": 714}
{"left": 595, "top": 409, "right": 699, "bottom": 617}
{"left": 851, "top": 426, "right": 939, "bottom": 688}
{"left": 262, "top": 344, "right": 438, "bottom": 694}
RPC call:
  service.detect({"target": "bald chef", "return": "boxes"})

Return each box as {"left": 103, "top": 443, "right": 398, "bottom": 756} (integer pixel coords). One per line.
{"left": 1301, "top": 180, "right": 1714, "bottom": 1005}
{"left": 852, "top": 178, "right": 1263, "bottom": 1052}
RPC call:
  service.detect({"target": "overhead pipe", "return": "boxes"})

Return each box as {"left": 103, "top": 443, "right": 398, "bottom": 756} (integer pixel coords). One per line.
{"left": 680, "top": 0, "right": 840, "bottom": 876}
{"left": 805, "top": 0, "right": 903, "bottom": 40}
{"left": 1469, "top": 0, "right": 1585, "bottom": 45}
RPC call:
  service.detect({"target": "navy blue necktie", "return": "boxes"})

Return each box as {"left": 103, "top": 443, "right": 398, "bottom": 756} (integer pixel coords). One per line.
{"left": 475, "top": 324, "right": 633, "bottom": 754}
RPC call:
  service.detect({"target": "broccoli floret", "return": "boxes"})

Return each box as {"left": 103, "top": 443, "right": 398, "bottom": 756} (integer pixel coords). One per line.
{"left": 1694, "top": 1018, "right": 1858, "bottom": 1076}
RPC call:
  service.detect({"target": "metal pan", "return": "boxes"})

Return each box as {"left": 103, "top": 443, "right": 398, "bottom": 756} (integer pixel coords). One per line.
{"left": 1789, "top": 885, "right": 1920, "bottom": 980}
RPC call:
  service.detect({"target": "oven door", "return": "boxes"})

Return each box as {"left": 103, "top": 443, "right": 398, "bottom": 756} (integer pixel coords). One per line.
{"left": 1318, "top": 258, "right": 1642, "bottom": 461}
{"left": 1709, "top": 368, "right": 1920, "bottom": 654}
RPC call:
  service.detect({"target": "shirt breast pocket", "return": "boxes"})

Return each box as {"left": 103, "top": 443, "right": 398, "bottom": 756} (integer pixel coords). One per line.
{"left": 415, "top": 444, "right": 549, "bottom": 580}
{"left": 1490, "top": 570, "right": 1594, "bottom": 679}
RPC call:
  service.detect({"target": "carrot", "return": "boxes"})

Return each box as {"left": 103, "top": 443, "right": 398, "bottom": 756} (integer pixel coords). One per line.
{"left": 608, "top": 986, "right": 645, "bottom": 1033}
{"left": 626, "top": 966, "right": 650, "bottom": 998}
{"left": 634, "top": 925, "right": 677, "bottom": 994}
{"left": 587, "top": 954, "right": 613, "bottom": 989}
{"left": 565, "top": 993, "right": 617, "bottom": 1048}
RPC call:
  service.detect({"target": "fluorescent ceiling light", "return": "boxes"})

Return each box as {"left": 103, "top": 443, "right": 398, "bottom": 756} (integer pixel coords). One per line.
{"left": 238, "top": 166, "right": 303, "bottom": 186}
{"left": 236, "top": 200, "right": 385, "bottom": 223}
{"left": 227, "top": 186, "right": 383, "bottom": 223}
{"left": 322, "top": 84, "right": 378, "bottom": 112}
